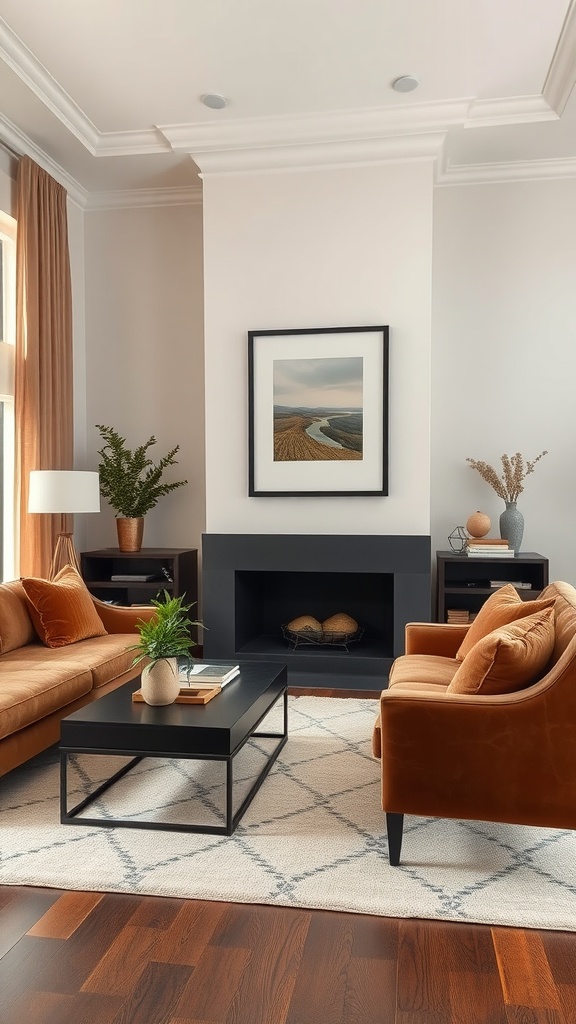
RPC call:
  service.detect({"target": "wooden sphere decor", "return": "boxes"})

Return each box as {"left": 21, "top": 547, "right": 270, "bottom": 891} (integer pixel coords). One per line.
{"left": 466, "top": 511, "right": 491, "bottom": 538}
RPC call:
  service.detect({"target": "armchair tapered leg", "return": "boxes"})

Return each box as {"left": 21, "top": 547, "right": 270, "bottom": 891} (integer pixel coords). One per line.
{"left": 386, "top": 812, "right": 404, "bottom": 866}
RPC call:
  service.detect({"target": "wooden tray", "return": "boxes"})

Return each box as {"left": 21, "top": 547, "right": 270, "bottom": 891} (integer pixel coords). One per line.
{"left": 132, "top": 685, "right": 221, "bottom": 705}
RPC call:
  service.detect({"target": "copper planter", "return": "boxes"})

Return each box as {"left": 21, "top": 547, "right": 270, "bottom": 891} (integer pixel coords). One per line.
{"left": 116, "top": 517, "right": 144, "bottom": 552}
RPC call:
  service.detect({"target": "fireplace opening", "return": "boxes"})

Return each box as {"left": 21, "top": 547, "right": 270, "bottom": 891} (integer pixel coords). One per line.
{"left": 235, "top": 570, "right": 394, "bottom": 667}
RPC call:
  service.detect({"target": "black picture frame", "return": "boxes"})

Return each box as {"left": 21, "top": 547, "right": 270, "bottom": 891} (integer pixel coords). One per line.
{"left": 248, "top": 325, "right": 389, "bottom": 497}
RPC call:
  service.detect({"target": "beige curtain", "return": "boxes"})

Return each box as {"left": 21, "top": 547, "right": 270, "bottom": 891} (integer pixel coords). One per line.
{"left": 15, "top": 156, "right": 73, "bottom": 578}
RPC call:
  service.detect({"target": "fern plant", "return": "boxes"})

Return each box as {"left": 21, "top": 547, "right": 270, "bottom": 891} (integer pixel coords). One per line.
{"left": 96, "top": 424, "right": 187, "bottom": 517}
{"left": 130, "top": 591, "right": 202, "bottom": 665}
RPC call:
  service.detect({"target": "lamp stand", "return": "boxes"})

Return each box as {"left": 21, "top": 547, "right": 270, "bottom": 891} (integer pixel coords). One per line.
{"left": 49, "top": 533, "right": 81, "bottom": 580}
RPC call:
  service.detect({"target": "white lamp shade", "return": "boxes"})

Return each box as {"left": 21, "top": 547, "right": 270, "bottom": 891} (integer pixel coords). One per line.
{"left": 28, "top": 471, "right": 101, "bottom": 514}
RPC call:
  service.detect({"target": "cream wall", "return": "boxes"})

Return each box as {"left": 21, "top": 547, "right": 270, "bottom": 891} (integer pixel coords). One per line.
{"left": 431, "top": 178, "right": 576, "bottom": 584}
{"left": 202, "top": 161, "right": 434, "bottom": 535}
{"left": 82, "top": 203, "right": 206, "bottom": 555}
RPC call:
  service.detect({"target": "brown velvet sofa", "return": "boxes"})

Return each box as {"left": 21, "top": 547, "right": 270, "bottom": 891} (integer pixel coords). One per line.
{"left": 0, "top": 579, "right": 155, "bottom": 778}
{"left": 372, "top": 581, "right": 576, "bottom": 865}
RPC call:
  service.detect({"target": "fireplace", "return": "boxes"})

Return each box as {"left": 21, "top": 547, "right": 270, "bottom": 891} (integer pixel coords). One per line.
{"left": 202, "top": 534, "right": 431, "bottom": 691}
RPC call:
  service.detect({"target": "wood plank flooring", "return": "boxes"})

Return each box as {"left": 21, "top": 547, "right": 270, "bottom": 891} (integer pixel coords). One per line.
{"left": 1, "top": 885, "right": 575, "bottom": 1024}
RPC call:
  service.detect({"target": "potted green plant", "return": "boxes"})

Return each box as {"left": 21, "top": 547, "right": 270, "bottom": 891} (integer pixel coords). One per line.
{"left": 130, "top": 591, "right": 202, "bottom": 705}
{"left": 96, "top": 424, "right": 188, "bottom": 551}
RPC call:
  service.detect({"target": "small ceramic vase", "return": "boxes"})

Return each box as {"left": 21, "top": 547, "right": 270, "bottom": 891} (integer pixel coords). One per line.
{"left": 140, "top": 657, "right": 179, "bottom": 705}
{"left": 499, "top": 501, "right": 524, "bottom": 554}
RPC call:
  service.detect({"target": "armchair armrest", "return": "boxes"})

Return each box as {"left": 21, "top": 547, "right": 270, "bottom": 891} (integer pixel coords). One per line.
{"left": 405, "top": 621, "right": 470, "bottom": 657}
{"left": 91, "top": 597, "right": 157, "bottom": 634}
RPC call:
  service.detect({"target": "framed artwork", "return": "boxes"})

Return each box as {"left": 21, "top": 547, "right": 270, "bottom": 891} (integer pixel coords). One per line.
{"left": 248, "top": 325, "right": 389, "bottom": 497}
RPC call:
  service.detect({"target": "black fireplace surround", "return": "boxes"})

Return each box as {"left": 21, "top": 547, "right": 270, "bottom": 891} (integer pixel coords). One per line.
{"left": 202, "top": 534, "right": 431, "bottom": 691}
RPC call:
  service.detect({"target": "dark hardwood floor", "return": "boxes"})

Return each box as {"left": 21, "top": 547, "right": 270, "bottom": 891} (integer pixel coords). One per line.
{"left": 1, "top": 885, "right": 575, "bottom": 1024}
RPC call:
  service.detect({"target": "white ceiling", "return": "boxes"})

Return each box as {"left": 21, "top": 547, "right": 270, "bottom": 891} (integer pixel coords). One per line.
{"left": 1, "top": 0, "right": 575, "bottom": 206}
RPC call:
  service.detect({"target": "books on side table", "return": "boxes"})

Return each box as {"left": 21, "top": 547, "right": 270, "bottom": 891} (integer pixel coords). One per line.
{"left": 446, "top": 609, "right": 477, "bottom": 624}
{"left": 110, "top": 573, "right": 160, "bottom": 582}
{"left": 489, "top": 580, "right": 532, "bottom": 589}
{"left": 465, "top": 537, "right": 515, "bottom": 557}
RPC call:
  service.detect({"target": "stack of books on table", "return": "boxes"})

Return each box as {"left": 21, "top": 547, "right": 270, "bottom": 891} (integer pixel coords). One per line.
{"left": 465, "top": 538, "right": 515, "bottom": 558}
{"left": 177, "top": 662, "right": 240, "bottom": 690}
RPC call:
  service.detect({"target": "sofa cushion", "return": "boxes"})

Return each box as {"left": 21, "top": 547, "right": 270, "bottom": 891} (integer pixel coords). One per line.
{"left": 448, "top": 606, "right": 555, "bottom": 696}
{"left": 69, "top": 633, "right": 140, "bottom": 688}
{"left": 0, "top": 580, "right": 38, "bottom": 654}
{"left": 540, "top": 581, "right": 576, "bottom": 663}
{"left": 388, "top": 654, "right": 457, "bottom": 691}
{"left": 0, "top": 643, "right": 93, "bottom": 740}
{"left": 456, "top": 583, "right": 555, "bottom": 661}
{"left": 21, "top": 564, "right": 107, "bottom": 648}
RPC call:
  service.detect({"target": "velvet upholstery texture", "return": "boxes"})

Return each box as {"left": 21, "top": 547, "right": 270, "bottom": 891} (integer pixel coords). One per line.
{"left": 0, "top": 580, "right": 37, "bottom": 653}
{"left": 374, "top": 581, "right": 576, "bottom": 865}
{"left": 0, "top": 645, "right": 93, "bottom": 740}
{"left": 21, "top": 564, "right": 107, "bottom": 648}
{"left": 456, "top": 583, "right": 555, "bottom": 661}
{"left": 447, "top": 606, "right": 555, "bottom": 695}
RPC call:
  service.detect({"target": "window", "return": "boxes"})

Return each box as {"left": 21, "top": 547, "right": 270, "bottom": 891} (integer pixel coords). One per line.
{"left": 0, "top": 211, "right": 16, "bottom": 581}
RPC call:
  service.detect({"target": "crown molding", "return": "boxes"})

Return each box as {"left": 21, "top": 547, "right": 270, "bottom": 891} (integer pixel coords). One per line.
{"left": 464, "top": 94, "right": 558, "bottom": 128}
{"left": 160, "top": 99, "right": 472, "bottom": 155}
{"left": 0, "top": 17, "right": 174, "bottom": 158}
{"left": 160, "top": 100, "right": 470, "bottom": 174}
{"left": 193, "top": 133, "right": 446, "bottom": 176}
{"left": 94, "top": 129, "right": 172, "bottom": 156}
{"left": 543, "top": 0, "right": 576, "bottom": 115}
{"left": 436, "top": 153, "right": 576, "bottom": 186}
{"left": 0, "top": 115, "right": 200, "bottom": 210}
{"left": 0, "top": 16, "right": 99, "bottom": 153}
{"left": 0, "top": 113, "right": 88, "bottom": 205}
{"left": 85, "top": 184, "right": 203, "bottom": 210}
{"left": 160, "top": 94, "right": 563, "bottom": 173}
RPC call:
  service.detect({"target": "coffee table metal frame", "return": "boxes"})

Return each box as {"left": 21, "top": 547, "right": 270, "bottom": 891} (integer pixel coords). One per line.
{"left": 60, "top": 680, "right": 287, "bottom": 837}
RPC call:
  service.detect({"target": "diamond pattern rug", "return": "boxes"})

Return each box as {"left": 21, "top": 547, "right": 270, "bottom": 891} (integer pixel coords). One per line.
{"left": 1, "top": 696, "right": 575, "bottom": 930}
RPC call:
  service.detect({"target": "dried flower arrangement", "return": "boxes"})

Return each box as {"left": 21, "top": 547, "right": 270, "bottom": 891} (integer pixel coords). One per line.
{"left": 466, "top": 451, "right": 548, "bottom": 503}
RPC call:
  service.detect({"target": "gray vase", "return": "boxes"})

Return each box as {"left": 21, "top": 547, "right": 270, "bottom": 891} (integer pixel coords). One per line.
{"left": 499, "top": 501, "right": 524, "bottom": 554}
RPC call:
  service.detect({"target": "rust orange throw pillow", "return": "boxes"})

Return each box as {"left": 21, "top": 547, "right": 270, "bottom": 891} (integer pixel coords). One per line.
{"left": 448, "top": 606, "right": 555, "bottom": 696}
{"left": 456, "top": 583, "right": 555, "bottom": 661}
{"left": 21, "top": 564, "right": 107, "bottom": 648}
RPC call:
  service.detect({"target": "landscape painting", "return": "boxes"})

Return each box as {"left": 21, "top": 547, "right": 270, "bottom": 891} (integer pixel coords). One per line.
{"left": 273, "top": 357, "right": 363, "bottom": 462}
{"left": 248, "top": 325, "right": 389, "bottom": 497}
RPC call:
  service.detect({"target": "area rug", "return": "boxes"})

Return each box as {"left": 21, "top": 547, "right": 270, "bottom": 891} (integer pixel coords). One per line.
{"left": 1, "top": 696, "right": 575, "bottom": 931}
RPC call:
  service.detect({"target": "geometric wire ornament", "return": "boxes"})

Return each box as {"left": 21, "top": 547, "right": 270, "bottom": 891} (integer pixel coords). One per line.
{"left": 448, "top": 525, "right": 469, "bottom": 553}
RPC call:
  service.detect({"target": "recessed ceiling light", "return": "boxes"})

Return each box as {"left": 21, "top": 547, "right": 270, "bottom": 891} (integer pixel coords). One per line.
{"left": 392, "top": 75, "right": 420, "bottom": 93}
{"left": 201, "top": 93, "right": 228, "bottom": 110}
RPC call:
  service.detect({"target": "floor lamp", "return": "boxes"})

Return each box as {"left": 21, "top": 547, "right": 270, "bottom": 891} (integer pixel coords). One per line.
{"left": 28, "top": 470, "right": 101, "bottom": 580}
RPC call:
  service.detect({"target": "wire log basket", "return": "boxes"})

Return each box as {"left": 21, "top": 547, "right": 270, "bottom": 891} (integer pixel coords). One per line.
{"left": 281, "top": 624, "right": 364, "bottom": 652}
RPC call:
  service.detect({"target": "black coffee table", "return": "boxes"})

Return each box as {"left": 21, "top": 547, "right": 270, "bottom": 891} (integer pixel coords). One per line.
{"left": 60, "top": 660, "right": 287, "bottom": 836}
